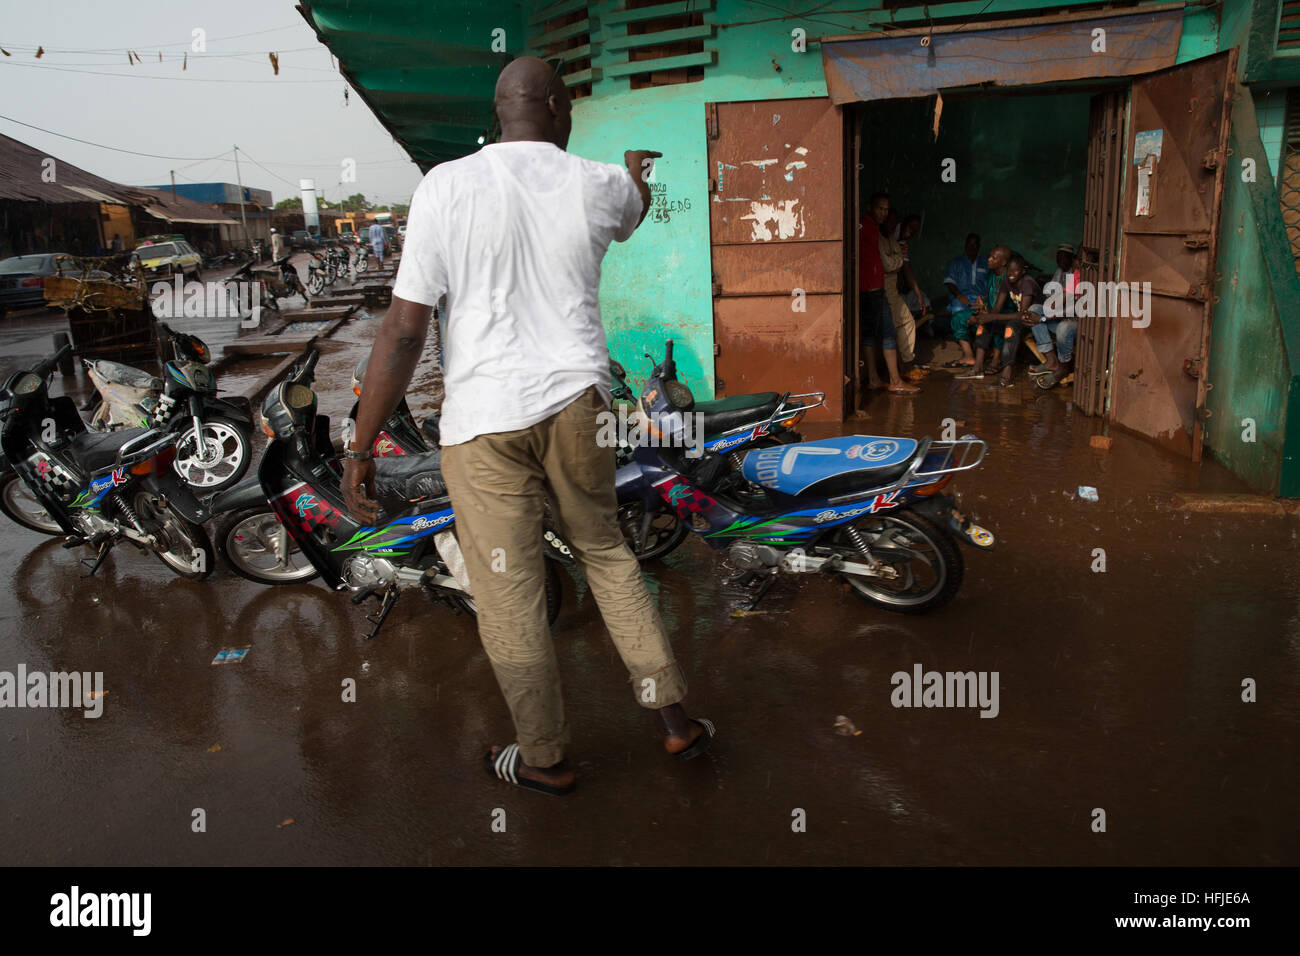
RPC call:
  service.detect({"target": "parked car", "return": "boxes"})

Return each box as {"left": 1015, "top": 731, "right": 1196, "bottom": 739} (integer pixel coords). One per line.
{"left": 290, "top": 230, "right": 319, "bottom": 251}
{"left": 0, "top": 254, "right": 71, "bottom": 316}
{"left": 132, "top": 240, "right": 203, "bottom": 283}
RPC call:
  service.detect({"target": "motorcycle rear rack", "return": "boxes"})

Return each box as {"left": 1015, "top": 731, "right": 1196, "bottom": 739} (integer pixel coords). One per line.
{"left": 826, "top": 436, "right": 987, "bottom": 506}
{"left": 713, "top": 391, "right": 827, "bottom": 440}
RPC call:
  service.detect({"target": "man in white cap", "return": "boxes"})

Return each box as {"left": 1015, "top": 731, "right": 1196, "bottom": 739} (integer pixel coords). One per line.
{"left": 1049, "top": 242, "right": 1080, "bottom": 294}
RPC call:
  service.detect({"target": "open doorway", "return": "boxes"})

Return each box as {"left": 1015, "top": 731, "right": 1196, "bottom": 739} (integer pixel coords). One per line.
{"left": 849, "top": 83, "right": 1124, "bottom": 411}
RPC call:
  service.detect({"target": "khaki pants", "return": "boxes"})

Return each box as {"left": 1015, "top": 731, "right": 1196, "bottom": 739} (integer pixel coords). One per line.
{"left": 885, "top": 278, "right": 916, "bottom": 364}
{"left": 440, "top": 386, "right": 686, "bottom": 767}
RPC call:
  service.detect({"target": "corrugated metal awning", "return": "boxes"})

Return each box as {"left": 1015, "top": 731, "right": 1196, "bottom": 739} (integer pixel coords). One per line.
{"left": 821, "top": 9, "right": 1184, "bottom": 104}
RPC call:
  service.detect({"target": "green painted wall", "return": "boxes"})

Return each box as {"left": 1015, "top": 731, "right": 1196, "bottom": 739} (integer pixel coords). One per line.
{"left": 1252, "top": 87, "right": 1287, "bottom": 182}
{"left": 856, "top": 92, "right": 1092, "bottom": 302}
{"left": 563, "top": 0, "right": 834, "bottom": 396}
{"left": 1205, "top": 86, "right": 1300, "bottom": 494}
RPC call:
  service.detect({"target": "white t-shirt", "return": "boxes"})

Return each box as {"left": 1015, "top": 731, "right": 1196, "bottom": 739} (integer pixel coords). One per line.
{"left": 393, "top": 141, "right": 644, "bottom": 446}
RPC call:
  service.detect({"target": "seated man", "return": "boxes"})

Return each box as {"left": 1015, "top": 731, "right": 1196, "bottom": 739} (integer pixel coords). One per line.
{"left": 1028, "top": 251, "right": 1079, "bottom": 386}
{"left": 956, "top": 246, "right": 1025, "bottom": 386}
{"left": 942, "top": 232, "right": 987, "bottom": 368}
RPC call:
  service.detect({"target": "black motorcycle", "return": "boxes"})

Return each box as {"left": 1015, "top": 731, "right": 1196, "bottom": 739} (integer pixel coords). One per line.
{"left": 0, "top": 344, "right": 214, "bottom": 578}
{"left": 212, "top": 350, "right": 565, "bottom": 639}
{"left": 84, "top": 322, "right": 254, "bottom": 494}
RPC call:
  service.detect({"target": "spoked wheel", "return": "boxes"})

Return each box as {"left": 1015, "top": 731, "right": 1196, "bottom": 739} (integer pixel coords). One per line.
{"left": 828, "top": 511, "right": 963, "bottom": 614}
{"left": 453, "top": 556, "right": 563, "bottom": 626}
{"left": 307, "top": 271, "right": 325, "bottom": 295}
{"left": 172, "top": 416, "right": 251, "bottom": 493}
{"left": 618, "top": 499, "right": 689, "bottom": 562}
{"left": 133, "top": 490, "right": 214, "bottom": 579}
{"left": 0, "top": 471, "right": 62, "bottom": 535}
{"left": 354, "top": 254, "right": 369, "bottom": 274}
{"left": 217, "top": 506, "right": 319, "bottom": 585}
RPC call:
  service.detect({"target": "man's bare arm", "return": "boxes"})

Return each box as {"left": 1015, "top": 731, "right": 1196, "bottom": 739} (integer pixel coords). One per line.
{"left": 624, "top": 149, "right": 662, "bottom": 228}
{"left": 341, "top": 294, "right": 434, "bottom": 523}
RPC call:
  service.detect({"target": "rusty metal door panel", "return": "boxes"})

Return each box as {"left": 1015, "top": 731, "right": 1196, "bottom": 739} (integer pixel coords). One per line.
{"left": 711, "top": 242, "right": 842, "bottom": 295}
{"left": 713, "top": 295, "right": 843, "bottom": 401}
{"left": 1075, "top": 90, "right": 1126, "bottom": 416}
{"left": 708, "top": 98, "right": 846, "bottom": 421}
{"left": 1112, "top": 52, "right": 1235, "bottom": 459}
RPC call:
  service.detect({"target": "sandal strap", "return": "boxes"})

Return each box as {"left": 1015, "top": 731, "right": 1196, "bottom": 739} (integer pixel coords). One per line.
{"left": 696, "top": 717, "right": 716, "bottom": 738}
{"left": 493, "top": 743, "right": 521, "bottom": 785}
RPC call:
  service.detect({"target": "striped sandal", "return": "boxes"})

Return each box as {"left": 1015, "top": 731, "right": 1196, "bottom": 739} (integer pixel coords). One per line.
{"left": 673, "top": 717, "right": 717, "bottom": 761}
{"left": 483, "top": 743, "right": 576, "bottom": 796}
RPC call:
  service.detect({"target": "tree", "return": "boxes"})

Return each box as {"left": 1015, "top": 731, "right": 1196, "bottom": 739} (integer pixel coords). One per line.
{"left": 391, "top": 203, "right": 409, "bottom": 217}
{"left": 344, "top": 193, "right": 372, "bottom": 212}
{"left": 275, "top": 196, "right": 303, "bottom": 210}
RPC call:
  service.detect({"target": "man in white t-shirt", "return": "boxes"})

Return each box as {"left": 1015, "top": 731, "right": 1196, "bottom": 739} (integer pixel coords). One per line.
{"left": 342, "top": 57, "right": 712, "bottom": 796}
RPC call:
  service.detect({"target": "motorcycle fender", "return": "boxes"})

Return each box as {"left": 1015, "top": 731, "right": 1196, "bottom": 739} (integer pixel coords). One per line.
{"left": 614, "top": 459, "right": 660, "bottom": 510}
{"left": 207, "top": 475, "right": 268, "bottom": 516}
{"left": 204, "top": 395, "right": 253, "bottom": 427}
{"left": 141, "top": 474, "right": 210, "bottom": 524}
{"left": 542, "top": 526, "right": 577, "bottom": 565}
{"left": 911, "top": 493, "right": 995, "bottom": 550}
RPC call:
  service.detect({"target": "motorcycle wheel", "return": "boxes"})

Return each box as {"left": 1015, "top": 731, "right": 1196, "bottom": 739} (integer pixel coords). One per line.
{"left": 0, "top": 471, "right": 62, "bottom": 535}
{"left": 171, "top": 415, "right": 251, "bottom": 493}
{"left": 133, "top": 489, "right": 214, "bottom": 580}
{"left": 217, "top": 506, "right": 319, "bottom": 585}
{"left": 453, "top": 555, "right": 563, "bottom": 626}
{"left": 307, "top": 271, "right": 325, "bottom": 295}
{"left": 355, "top": 255, "right": 369, "bottom": 274}
{"left": 618, "top": 499, "right": 689, "bottom": 563}
{"left": 830, "top": 511, "right": 963, "bottom": 614}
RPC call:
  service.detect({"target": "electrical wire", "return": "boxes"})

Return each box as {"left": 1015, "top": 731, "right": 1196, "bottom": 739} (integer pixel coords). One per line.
{"left": 0, "top": 60, "right": 337, "bottom": 83}
{"left": 0, "top": 112, "right": 233, "bottom": 161}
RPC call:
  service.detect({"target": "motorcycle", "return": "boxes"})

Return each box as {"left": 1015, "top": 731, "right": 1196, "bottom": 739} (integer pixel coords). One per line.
{"left": 305, "top": 251, "right": 330, "bottom": 296}
{"left": 84, "top": 322, "right": 254, "bottom": 493}
{"left": 215, "top": 350, "right": 565, "bottom": 638}
{"left": 226, "top": 255, "right": 308, "bottom": 313}
{"left": 343, "top": 354, "right": 823, "bottom": 563}
{"left": 0, "top": 344, "right": 214, "bottom": 578}
{"left": 618, "top": 341, "right": 994, "bottom": 612}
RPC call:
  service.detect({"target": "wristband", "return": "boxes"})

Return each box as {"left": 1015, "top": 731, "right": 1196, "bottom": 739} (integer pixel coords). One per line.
{"left": 343, "top": 444, "right": 374, "bottom": 461}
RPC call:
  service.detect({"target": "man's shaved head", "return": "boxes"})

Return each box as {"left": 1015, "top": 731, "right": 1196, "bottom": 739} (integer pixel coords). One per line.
{"left": 494, "top": 56, "right": 572, "bottom": 149}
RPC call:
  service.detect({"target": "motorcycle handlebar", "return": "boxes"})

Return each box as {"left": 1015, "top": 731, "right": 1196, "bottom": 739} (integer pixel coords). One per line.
{"left": 33, "top": 343, "right": 72, "bottom": 381}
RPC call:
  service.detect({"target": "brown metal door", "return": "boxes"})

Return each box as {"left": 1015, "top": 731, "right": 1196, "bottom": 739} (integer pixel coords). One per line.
{"left": 1112, "top": 52, "right": 1235, "bottom": 459}
{"left": 1074, "top": 90, "right": 1126, "bottom": 417}
{"left": 707, "top": 98, "right": 846, "bottom": 422}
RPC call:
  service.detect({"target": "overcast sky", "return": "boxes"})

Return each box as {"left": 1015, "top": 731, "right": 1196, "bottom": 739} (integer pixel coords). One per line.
{"left": 0, "top": 0, "right": 425, "bottom": 207}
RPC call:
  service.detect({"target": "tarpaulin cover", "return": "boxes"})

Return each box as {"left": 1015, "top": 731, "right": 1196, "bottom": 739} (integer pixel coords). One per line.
{"left": 822, "top": 10, "right": 1184, "bottom": 104}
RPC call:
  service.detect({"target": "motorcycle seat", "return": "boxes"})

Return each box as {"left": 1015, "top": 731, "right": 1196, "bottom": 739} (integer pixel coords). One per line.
{"left": 70, "top": 427, "right": 159, "bottom": 473}
{"left": 374, "top": 449, "right": 445, "bottom": 502}
{"left": 741, "top": 435, "right": 920, "bottom": 498}
{"left": 88, "top": 359, "right": 164, "bottom": 391}
{"left": 694, "top": 392, "right": 780, "bottom": 435}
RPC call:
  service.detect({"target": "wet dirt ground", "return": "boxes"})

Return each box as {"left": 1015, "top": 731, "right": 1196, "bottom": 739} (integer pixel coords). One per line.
{"left": 0, "top": 308, "right": 1297, "bottom": 866}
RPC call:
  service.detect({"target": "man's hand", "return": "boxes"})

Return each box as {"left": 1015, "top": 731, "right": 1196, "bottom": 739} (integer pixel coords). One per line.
{"left": 342, "top": 457, "right": 381, "bottom": 525}
{"left": 1019, "top": 311, "right": 1039, "bottom": 327}
{"left": 624, "top": 149, "right": 663, "bottom": 228}
{"left": 956, "top": 294, "right": 971, "bottom": 308}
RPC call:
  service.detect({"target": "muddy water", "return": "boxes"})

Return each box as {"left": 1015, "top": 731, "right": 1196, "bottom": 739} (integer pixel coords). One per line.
{"left": 0, "top": 334, "right": 1296, "bottom": 865}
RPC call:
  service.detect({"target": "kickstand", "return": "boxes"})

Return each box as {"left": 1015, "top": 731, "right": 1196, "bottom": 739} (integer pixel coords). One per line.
{"left": 746, "top": 567, "right": 780, "bottom": 611}
{"left": 361, "top": 587, "right": 399, "bottom": 640}
{"left": 80, "top": 540, "right": 112, "bottom": 577}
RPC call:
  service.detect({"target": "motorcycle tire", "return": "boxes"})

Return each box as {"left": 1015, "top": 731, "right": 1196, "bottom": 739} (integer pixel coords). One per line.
{"left": 833, "top": 511, "right": 963, "bottom": 614}
{"left": 171, "top": 414, "right": 252, "bottom": 494}
{"left": 133, "top": 489, "right": 214, "bottom": 580}
{"left": 618, "top": 499, "right": 689, "bottom": 563}
{"left": 453, "top": 555, "right": 563, "bottom": 627}
{"left": 0, "top": 470, "right": 62, "bottom": 535}
{"left": 307, "top": 272, "right": 325, "bottom": 296}
{"left": 216, "top": 506, "right": 320, "bottom": 585}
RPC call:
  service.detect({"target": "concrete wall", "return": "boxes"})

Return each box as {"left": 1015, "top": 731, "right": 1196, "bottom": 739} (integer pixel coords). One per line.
{"left": 856, "top": 91, "right": 1092, "bottom": 302}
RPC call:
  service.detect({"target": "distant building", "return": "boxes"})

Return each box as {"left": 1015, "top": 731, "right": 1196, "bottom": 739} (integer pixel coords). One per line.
{"left": 141, "top": 182, "right": 274, "bottom": 246}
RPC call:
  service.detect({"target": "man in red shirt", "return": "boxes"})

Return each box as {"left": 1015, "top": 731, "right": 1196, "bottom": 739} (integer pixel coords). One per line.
{"left": 859, "top": 192, "right": 918, "bottom": 395}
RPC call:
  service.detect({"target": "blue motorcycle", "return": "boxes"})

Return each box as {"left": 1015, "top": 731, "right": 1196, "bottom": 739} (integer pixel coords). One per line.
{"left": 616, "top": 341, "right": 994, "bottom": 612}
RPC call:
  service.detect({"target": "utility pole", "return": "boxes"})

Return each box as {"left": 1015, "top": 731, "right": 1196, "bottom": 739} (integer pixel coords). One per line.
{"left": 232, "top": 145, "right": 252, "bottom": 250}
{"left": 170, "top": 170, "right": 177, "bottom": 203}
